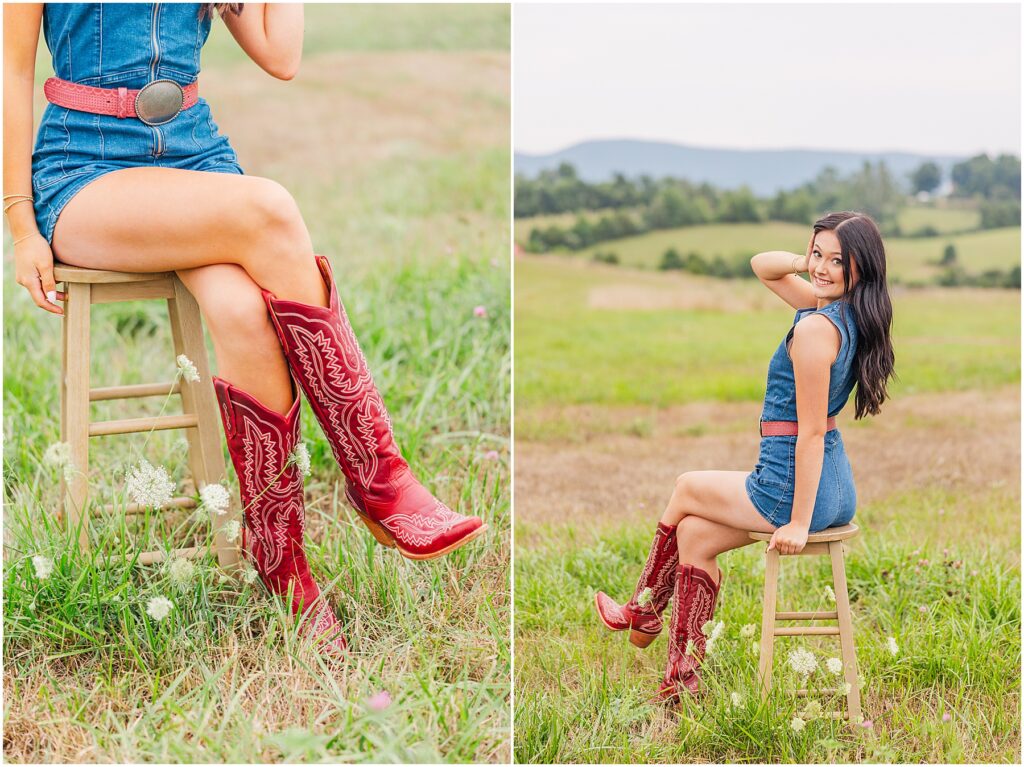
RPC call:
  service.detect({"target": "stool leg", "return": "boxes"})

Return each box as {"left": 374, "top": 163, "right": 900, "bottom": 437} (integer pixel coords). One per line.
{"left": 758, "top": 547, "right": 780, "bottom": 700}
{"left": 63, "top": 282, "right": 92, "bottom": 552}
{"left": 830, "top": 540, "right": 861, "bottom": 722}
{"left": 167, "top": 277, "right": 239, "bottom": 570}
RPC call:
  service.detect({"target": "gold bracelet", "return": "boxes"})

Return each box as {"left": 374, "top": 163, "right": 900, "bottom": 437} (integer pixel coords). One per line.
{"left": 12, "top": 232, "right": 41, "bottom": 246}
{"left": 3, "top": 198, "right": 34, "bottom": 215}
{"left": 792, "top": 255, "right": 801, "bottom": 275}
{"left": 3, "top": 193, "right": 34, "bottom": 201}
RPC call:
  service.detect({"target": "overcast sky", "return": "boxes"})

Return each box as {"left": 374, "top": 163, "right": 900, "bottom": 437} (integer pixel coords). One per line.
{"left": 514, "top": 3, "right": 1021, "bottom": 156}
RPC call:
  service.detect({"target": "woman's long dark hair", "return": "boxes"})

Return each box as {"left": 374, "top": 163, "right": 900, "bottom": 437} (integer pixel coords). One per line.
{"left": 812, "top": 211, "right": 896, "bottom": 419}
{"left": 198, "top": 3, "right": 243, "bottom": 21}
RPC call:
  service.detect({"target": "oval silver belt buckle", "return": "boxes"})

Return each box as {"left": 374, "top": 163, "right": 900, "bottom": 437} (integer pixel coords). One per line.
{"left": 134, "top": 79, "right": 184, "bottom": 126}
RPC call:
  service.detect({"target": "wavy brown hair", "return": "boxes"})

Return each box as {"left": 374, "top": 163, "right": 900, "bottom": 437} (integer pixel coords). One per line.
{"left": 812, "top": 211, "right": 896, "bottom": 419}
{"left": 198, "top": 3, "right": 243, "bottom": 21}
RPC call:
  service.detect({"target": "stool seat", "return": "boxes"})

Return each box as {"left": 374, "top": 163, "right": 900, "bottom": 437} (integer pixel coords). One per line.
{"left": 53, "top": 261, "right": 174, "bottom": 284}
{"left": 749, "top": 523, "right": 859, "bottom": 544}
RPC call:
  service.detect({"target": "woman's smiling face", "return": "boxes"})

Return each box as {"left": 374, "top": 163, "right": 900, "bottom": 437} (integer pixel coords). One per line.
{"left": 810, "top": 229, "right": 858, "bottom": 300}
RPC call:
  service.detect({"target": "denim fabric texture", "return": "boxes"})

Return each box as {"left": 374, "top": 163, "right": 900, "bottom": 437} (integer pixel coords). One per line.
{"left": 31, "top": 3, "right": 244, "bottom": 243}
{"left": 745, "top": 300, "right": 860, "bottom": 531}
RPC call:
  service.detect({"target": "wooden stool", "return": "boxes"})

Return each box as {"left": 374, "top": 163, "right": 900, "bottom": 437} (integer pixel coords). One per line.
{"left": 749, "top": 523, "right": 861, "bottom": 722}
{"left": 54, "top": 262, "right": 239, "bottom": 569}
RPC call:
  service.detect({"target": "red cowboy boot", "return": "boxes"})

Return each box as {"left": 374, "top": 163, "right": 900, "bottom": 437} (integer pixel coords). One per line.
{"left": 261, "top": 254, "right": 487, "bottom": 560}
{"left": 594, "top": 522, "right": 678, "bottom": 647}
{"left": 657, "top": 563, "right": 722, "bottom": 702}
{"left": 213, "top": 375, "right": 346, "bottom": 656}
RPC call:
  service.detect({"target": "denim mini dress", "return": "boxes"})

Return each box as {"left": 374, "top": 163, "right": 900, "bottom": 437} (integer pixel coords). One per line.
{"left": 745, "top": 299, "right": 859, "bottom": 532}
{"left": 31, "top": 3, "right": 244, "bottom": 244}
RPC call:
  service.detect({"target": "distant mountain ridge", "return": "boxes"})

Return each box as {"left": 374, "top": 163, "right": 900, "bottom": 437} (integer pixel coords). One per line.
{"left": 515, "top": 139, "right": 966, "bottom": 195}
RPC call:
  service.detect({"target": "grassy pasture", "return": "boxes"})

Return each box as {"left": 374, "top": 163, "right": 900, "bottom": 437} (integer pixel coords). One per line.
{"left": 6, "top": 5, "right": 510, "bottom": 763}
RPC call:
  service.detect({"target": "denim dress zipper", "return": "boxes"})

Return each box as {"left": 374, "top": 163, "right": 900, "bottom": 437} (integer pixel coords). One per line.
{"left": 149, "top": 3, "right": 163, "bottom": 157}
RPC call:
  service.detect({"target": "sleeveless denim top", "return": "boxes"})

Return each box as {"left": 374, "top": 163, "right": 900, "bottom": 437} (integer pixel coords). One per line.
{"left": 759, "top": 300, "right": 859, "bottom": 423}
{"left": 42, "top": 3, "right": 211, "bottom": 89}
{"left": 31, "top": 3, "right": 243, "bottom": 242}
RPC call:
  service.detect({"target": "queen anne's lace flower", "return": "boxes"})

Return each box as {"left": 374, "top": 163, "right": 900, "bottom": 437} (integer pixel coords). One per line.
{"left": 126, "top": 460, "right": 175, "bottom": 510}
{"left": 199, "top": 483, "right": 230, "bottom": 516}
{"left": 841, "top": 681, "right": 853, "bottom": 695}
{"left": 886, "top": 637, "right": 899, "bottom": 656}
{"left": 241, "top": 566, "right": 259, "bottom": 584}
{"left": 685, "top": 639, "right": 696, "bottom": 657}
{"left": 790, "top": 716, "right": 806, "bottom": 733}
{"left": 636, "top": 587, "right": 653, "bottom": 607}
{"left": 730, "top": 691, "right": 743, "bottom": 708}
{"left": 32, "top": 555, "right": 54, "bottom": 581}
{"left": 824, "top": 585, "right": 836, "bottom": 602}
{"left": 801, "top": 700, "right": 823, "bottom": 720}
{"left": 787, "top": 647, "right": 818, "bottom": 676}
{"left": 168, "top": 557, "right": 195, "bottom": 588}
{"left": 223, "top": 519, "right": 241, "bottom": 544}
{"left": 826, "top": 657, "right": 844, "bottom": 675}
{"left": 43, "top": 442, "right": 75, "bottom": 480}
{"left": 176, "top": 354, "right": 200, "bottom": 383}
{"left": 289, "top": 443, "right": 311, "bottom": 477}
{"left": 146, "top": 596, "right": 174, "bottom": 621}
{"left": 740, "top": 623, "right": 756, "bottom": 638}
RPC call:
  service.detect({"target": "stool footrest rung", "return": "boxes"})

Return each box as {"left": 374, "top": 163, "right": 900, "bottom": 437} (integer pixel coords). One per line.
{"left": 796, "top": 687, "right": 843, "bottom": 697}
{"left": 776, "top": 610, "right": 839, "bottom": 621}
{"left": 89, "top": 413, "right": 198, "bottom": 436}
{"left": 90, "top": 381, "right": 181, "bottom": 401}
{"left": 102, "top": 496, "right": 197, "bottom": 516}
{"left": 774, "top": 626, "right": 841, "bottom": 636}
{"left": 136, "top": 545, "right": 212, "bottom": 566}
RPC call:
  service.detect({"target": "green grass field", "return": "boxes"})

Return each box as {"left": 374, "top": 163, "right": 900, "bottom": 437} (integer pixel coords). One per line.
{"left": 515, "top": 218, "right": 1019, "bottom": 284}
{"left": 6, "top": 6, "right": 510, "bottom": 763}
{"left": 513, "top": 255, "right": 1020, "bottom": 763}
{"left": 515, "top": 255, "right": 1020, "bottom": 418}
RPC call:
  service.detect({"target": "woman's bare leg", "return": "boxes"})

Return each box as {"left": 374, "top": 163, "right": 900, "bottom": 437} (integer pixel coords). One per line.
{"left": 175, "top": 263, "right": 294, "bottom": 414}
{"left": 51, "top": 167, "right": 329, "bottom": 308}
{"left": 659, "top": 470, "right": 777, "bottom": 573}
{"left": 50, "top": 166, "right": 329, "bottom": 414}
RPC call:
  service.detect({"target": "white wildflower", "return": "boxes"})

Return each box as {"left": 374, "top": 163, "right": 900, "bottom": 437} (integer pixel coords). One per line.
{"left": 824, "top": 584, "right": 836, "bottom": 602}
{"left": 787, "top": 647, "right": 818, "bottom": 677}
{"left": 241, "top": 566, "right": 259, "bottom": 584}
{"left": 740, "top": 623, "right": 756, "bottom": 639}
{"left": 701, "top": 620, "right": 714, "bottom": 636}
{"left": 288, "top": 442, "right": 311, "bottom": 477}
{"left": 125, "top": 460, "right": 175, "bottom": 510}
{"left": 790, "top": 716, "right": 806, "bottom": 733}
{"left": 31, "top": 555, "right": 54, "bottom": 581}
{"left": 802, "top": 700, "right": 823, "bottom": 720}
{"left": 43, "top": 441, "right": 76, "bottom": 480}
{"left": 685, "top": 639, "right": 696, "bottom": 657}
{"left": 826, "top": 657, "right": 844, "bottom": 675}
{"left": 751, "top": 640, "right": 760, "bottom": 657}
{"left": 886, "top": 636, "right": 899, "bottom": 656}
{"left": 28, "top": 600, "right": 36, "bottom": 612}
{"left": 841, "top": 682, "right": 852, "bottom": 696}
{"left": 636, "top": 587, "right": 653, "bottom": 607}
{"left": 199, "top": 483, "right": 231, "bottom": 516}
{"left": 146, "top": 596, "right": 174, "bottom": 621}
{"left": 223, "top": 519, "right": 241, "bottom": 544}
{"left": 730, "top": 691, "right": 743, "bottom": 708}
{"left": 709, "top": 621, "right": 725, "bottom": 642}
{"left": 176, "top": 354, "right": 200, "bottom": 383}
{"left": 167, "top": 557, "right": 195, "bottom": 588}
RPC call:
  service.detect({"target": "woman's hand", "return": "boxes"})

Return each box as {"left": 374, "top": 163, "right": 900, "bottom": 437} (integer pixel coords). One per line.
{"left": 14, "top": 233, "right": 64, "bottom": 315}
{"left": 766, "top": 522, "right": 809, "bottom": 555}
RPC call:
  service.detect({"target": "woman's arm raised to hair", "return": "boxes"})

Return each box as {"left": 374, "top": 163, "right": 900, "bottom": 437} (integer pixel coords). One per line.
{"left": 220, "top": 3, "right": 304, "bottom": 80}
{"left": 751, "top": 233, "right": 818, "bottom": 310}
{"left": 3, "top": 4, "right": 44, "bottom": 241}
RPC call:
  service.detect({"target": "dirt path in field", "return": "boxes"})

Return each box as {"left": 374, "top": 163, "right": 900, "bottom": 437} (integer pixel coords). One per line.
{"left": 515, "top": 386, "right": 1020, "bottom": 555}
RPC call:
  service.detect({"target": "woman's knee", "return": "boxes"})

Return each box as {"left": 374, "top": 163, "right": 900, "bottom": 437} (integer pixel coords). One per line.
{"left": 186, "top": 268, "right": 275, "bottom": 342}
{"left": 242, "top": 177, "right": 313, "bottom": 263}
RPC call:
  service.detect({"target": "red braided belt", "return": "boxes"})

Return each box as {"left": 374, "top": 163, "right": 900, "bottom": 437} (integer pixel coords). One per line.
{"left": 760, "top": 416, "right": 837, "bottom": 437}
{"left": 44, "top": 76, "right": 199, "bottom": 126}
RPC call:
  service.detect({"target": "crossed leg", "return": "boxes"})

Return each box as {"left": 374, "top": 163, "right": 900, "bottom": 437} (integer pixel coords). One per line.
{"left": 659, "top": 470, "right": 779, "bottom": 577}
{"left": 51, "top": 167, "right": 325, "bottom": 413}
